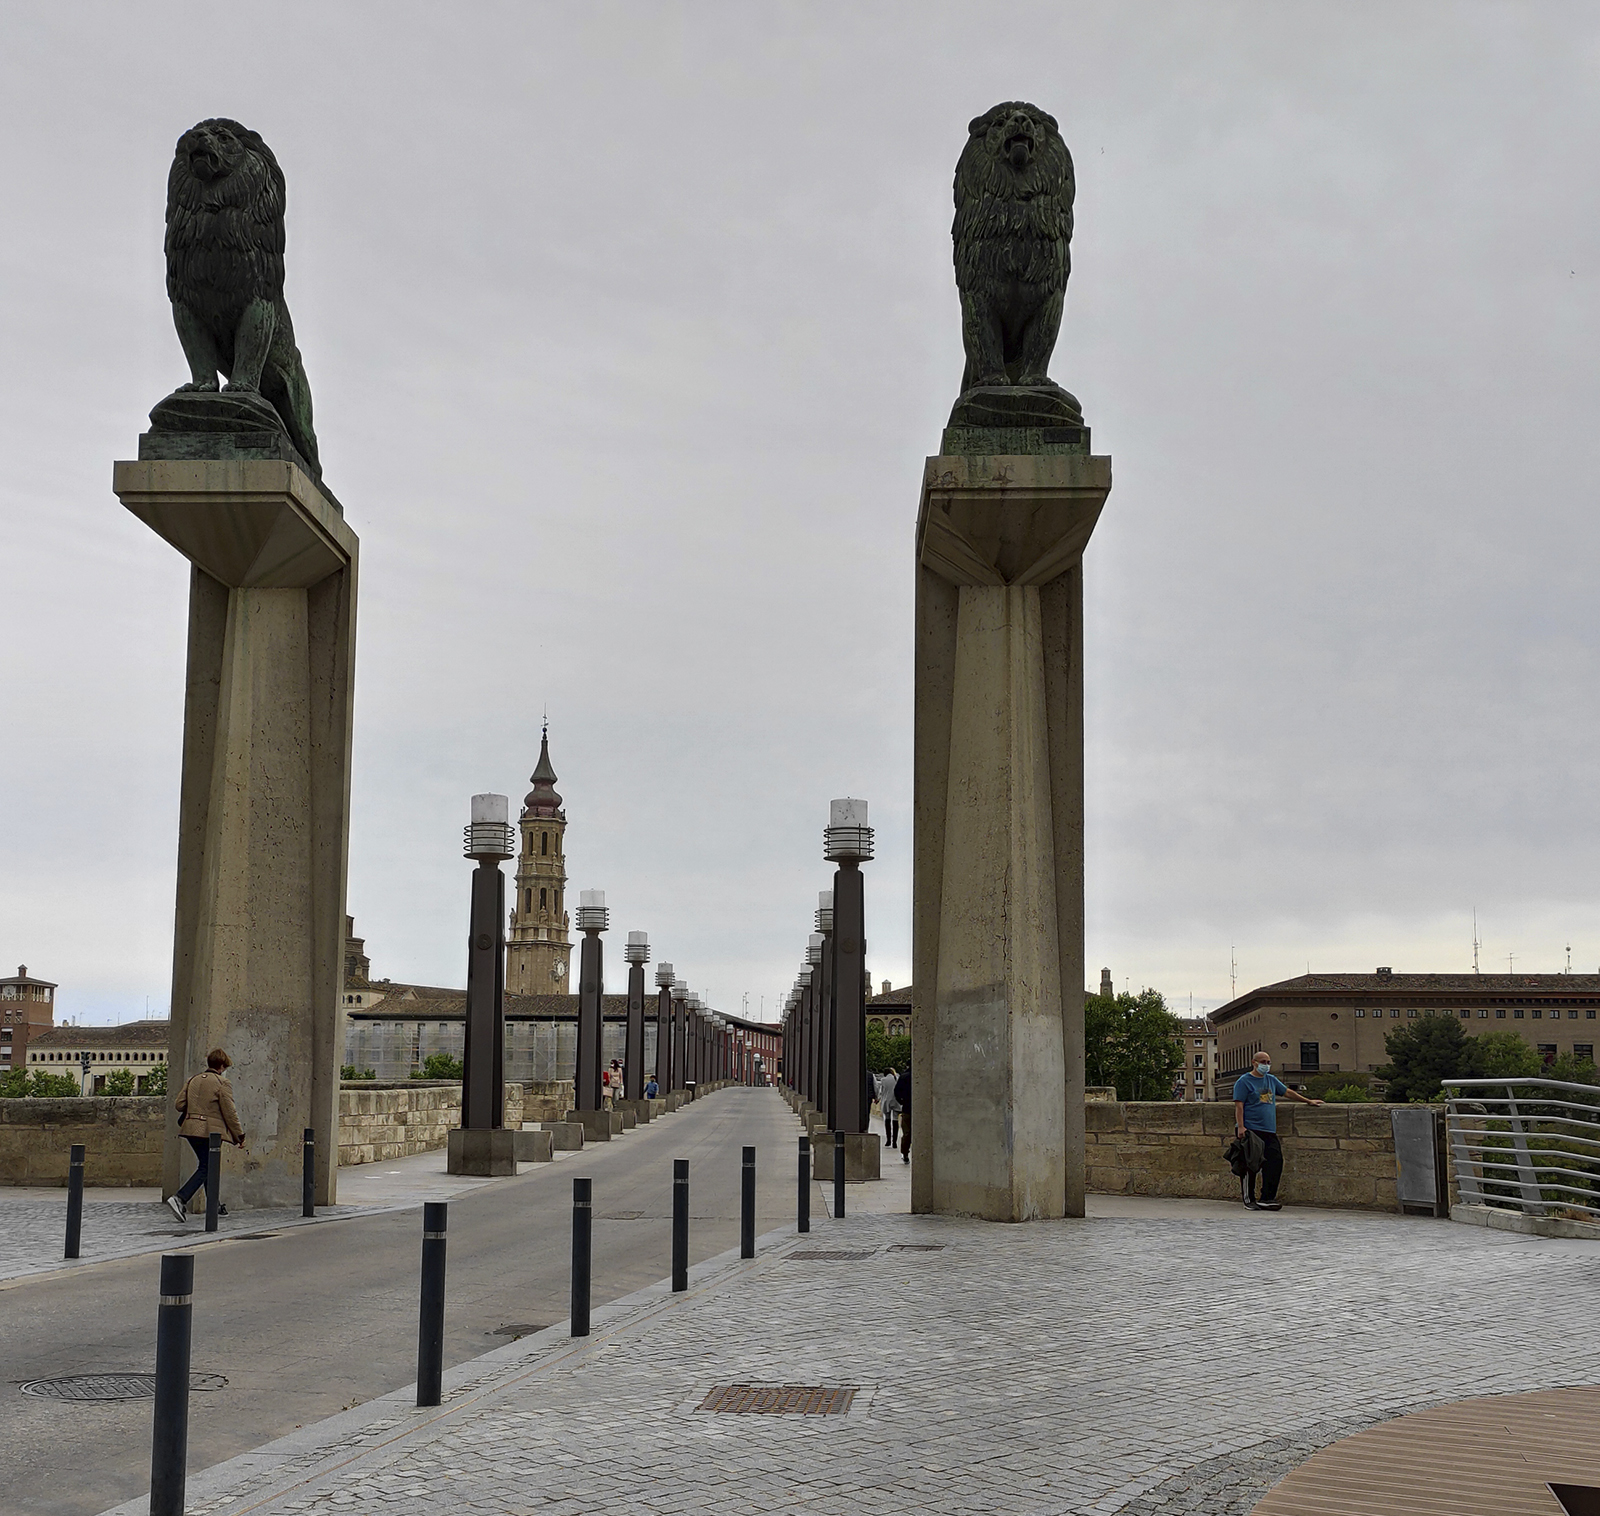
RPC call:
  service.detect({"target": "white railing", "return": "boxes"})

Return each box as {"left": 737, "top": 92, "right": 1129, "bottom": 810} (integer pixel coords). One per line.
{"left": 1442, "top": 1076, "right": 1600, "bottom": 1220}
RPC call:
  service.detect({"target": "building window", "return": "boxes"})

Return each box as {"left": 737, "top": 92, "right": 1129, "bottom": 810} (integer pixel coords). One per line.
{"left": 1570, "top": 1010, "right": 1580, "bottom": 1020}
{"left": 1194, "top": 1039, "right": 1203, "bottom": 1046}
{"left": 1477, "top": 1009, "right": 1489, "bottom": 1018}
{"left": 1407, "top": 1009, "right": 1418, "bottom": 1018}
{"left": 1532, "top": 1009, "right": 1543, "bottom": 1020}
{"left": 1390, "top": 1009, "right": 1400, "bottom": 1018}
{"left": 1538, "top": 1044, "right": 1558, "bottom": 1064}
{"left": 524, "top": 889, "right": 531, "bottom": 912}
{"left": 1300, "top": 1042, "right": 1320, "bottom": 1071}
{"left": 540, "top": 887, "right": 547, "bottom": 911}
{"left": 1588, "top": 1009, "right": 1597, "bottom": 1019}
{"left": 1194, "top": 1055, "right": 1203, "bottom": 1067}
{"left": 541, "top": 831, "right": 549, "bottom": 856}
{"left": 1575, "top": 1044, "right": 1595, "bottom": 1061}
{"left": 1513, "top": 1009, "right": 1524, "bottom": 1018}
{"left": 1496, "top": 1008, "right": 1506, "bottom": 1019}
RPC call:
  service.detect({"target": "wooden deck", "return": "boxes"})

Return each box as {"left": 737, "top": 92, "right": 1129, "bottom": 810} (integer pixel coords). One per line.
{"left": 1253, "top": 1387, "right": 1600, "bottom": 1515}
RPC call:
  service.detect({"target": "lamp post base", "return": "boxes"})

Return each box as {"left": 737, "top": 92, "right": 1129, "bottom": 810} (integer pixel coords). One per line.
{"left": 813, "top": 1132, "right": 882, "bottom": 1183}
{"left": 447, "top": 1128, "right": 518, "bottom": 1176}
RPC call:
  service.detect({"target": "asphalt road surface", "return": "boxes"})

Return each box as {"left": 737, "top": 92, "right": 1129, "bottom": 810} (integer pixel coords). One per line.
{"left": 2, "top": 1087, "right": 806, "bottom": 1516}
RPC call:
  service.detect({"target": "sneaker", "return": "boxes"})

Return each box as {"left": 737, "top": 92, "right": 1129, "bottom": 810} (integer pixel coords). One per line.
{"left": 1257, "top": 1201, "right": 1282, "bottom": 1211}
{"left": 1243, "top": 1195, "right": 1261, "bottom": 1210}
{"left": 216, "top": 1204, "right": 228, "bottom": 1217}
{"left": 166, "top": 1194, "right": 187, "bottom": 1223}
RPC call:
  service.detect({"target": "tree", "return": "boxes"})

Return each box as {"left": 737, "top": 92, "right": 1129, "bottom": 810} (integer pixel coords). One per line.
{"left": 865, "top": 1024, "right": 911, "bottom": 1076}
{"left": 1379, "top": 1015, "right": 1473, "bottom": 1102}
{"left": 1321, "top": 1084, "right": 1372, "bottom": 1103}
{"left": 1304, "top": 1069, "right": 1373, "bottom": 1100}
{"left": 1084, "top": 989, "right": 1184, "bottom": 1101}
{"left": 100, "top": 1069, "right": 137, "bottom": 1096}
{"left": 142, "top": 1061, "right": 167, "bottom": 1096}
{"left": 1464, "top": 1030, "right": 1541, "bottom": 1080}
{"left": 341, "top": 1065, "right": 376, "bottom": 1081}
{"left": 412, "top": 1053, "right": 464, "bottom": 1080}
{"left": 0, "top": 1068, "right": 85, "bottom": 1098}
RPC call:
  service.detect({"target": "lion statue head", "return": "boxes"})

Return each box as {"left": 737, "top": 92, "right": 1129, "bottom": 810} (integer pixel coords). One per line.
{"left": 951, "top": 102, "right": 1076, "bottom": 405}
{"left": 162, "top": 118, "right": 320, "bottom": 479}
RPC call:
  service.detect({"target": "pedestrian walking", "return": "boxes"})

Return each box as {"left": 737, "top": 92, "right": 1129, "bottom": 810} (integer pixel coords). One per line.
{"left": 1231, "top": 1050, "right": 1323, "bottom": 1211}
{"left": 893, "top": 1067, "right": 911, "bottom": 1164}
{"left": 878, "top": 1068, "right": 902, "bottom": 1149}
{"left": 644, "top": 1075, "right": 659, "bottom": 1099}
{"left": 166, "top": 1048, "right": 245, "bottom": 1221}
{"left": 602, "top": 1059, "right": 622, "bottom": 1110}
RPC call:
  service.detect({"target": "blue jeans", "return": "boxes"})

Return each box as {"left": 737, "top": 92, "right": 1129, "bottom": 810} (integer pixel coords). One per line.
{"left": 175, "top": 1135, "right": 213, "bottom": 1206}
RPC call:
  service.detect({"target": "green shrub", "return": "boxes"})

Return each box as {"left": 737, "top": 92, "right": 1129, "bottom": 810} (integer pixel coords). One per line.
{"left": 101, "top": 1069, "right": 137, "bottom": 1096}
{"left": 411, "top": 1053, "right": 463, "bottom": 1080}
{"left": 1321, "top": 1084, "right": 1371, "bottom": 1103}
{"left": 865, "top": 1024, "right": 911, "bottom": 1076}
{"left": 142, "top": 1062, "right": 167, "bottom": 1096}
{"left": 340, "top": 1065, "right": 376, "bottom": 1080}
{"left": 0, "top": 1068, "right": 86, "bottom": 1098}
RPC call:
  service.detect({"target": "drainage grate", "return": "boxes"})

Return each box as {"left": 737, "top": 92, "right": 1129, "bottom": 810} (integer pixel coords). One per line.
{"left": 21, "top": 1373, "right": 228, "bottom": 1402}
{"left": 887, "top": 1243, "right": 945, "bottom": 1252}
{"left": 786, "top": 1249, "right": 875, "bottom": 1261}
{"left": 598, "top": 1211, "right": 646, "bottom": 1221}
{"left": 698, "top": 1384, "right": 856, "bottom": 1415}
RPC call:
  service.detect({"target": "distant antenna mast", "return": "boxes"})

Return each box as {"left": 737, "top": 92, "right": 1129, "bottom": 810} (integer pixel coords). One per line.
{"left": 1508, "top": 951, "right": 1515, "bottom": 975}
{"left": 1230, "top": 945, "right": 1238, "bottom": 1003}
{"left": 1567, "top": 944, "right": 1573, "bottom": 975}
{"left": 1472, "top": 908, "right": 1480, "bottom": 974}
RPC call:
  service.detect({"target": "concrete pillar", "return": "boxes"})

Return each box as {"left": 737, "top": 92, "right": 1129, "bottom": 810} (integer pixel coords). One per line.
{"left": 114, "top": 460, "right": 356, "bottom": 1209}
{"left": 911, "top": 451, "right": 1109, "bottom": 1222}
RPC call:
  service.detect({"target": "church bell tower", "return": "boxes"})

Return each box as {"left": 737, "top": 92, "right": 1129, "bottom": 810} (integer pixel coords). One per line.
{"left": 507, "top": 724, "right": 573, "bottom": 994}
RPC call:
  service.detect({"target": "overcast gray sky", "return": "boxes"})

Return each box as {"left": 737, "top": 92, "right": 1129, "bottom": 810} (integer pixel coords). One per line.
{"left": 5, "top": 2, "right": 1600, "bottom": 1024}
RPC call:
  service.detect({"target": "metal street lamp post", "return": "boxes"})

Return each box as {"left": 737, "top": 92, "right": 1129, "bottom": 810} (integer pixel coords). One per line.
{"left": 825, "top": 798, "right": 874, "bottom": 1136}
{"left": 655, "top": 961, "right": 675, "bottom": 1093}
{"left": 671, "top": 978, "right": 688, "bottom": 1092}
{"left": 807, "top": 933, "right": 828, "bottom": 1126}
{"left": 450, "top": 795, "right": 517, "bottom": 1176}
{"left": 623, "top": 931, "right": 649, "bottom": 1101}
{"left": 574, "top": 890, "right": 609, "bottom": 1112}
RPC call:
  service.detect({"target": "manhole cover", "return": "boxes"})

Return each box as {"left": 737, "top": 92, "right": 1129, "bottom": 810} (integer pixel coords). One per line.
{"left": 598, "top": 1211, "right": 646, "bottom": 1221}
{"left": 21, "top": 1373, "right": 228, "bottom": 1402}
{"left": 887, "top": 1243, "right": 945, "bottom": 1252}
{"left": 490, "top": 1324, "right": 548, "bottom": 1338}
{"left": 698, "top": 1384, "right": 856, "bottom": 1415}
{"left": 786, "top": 1249, "right": 874, "bottom": 1261}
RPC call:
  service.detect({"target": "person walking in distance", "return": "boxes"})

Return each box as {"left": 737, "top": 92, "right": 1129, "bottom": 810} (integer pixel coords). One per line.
{"left": 166, "top": 1048, "right": 245, "bottom": 1221}
{"left": 1232, "top": 1050, "right": 1322, "bottom": 1211}
{"left": 878, "top": 1068, "right": 902, "bottom": 1150}
{"left": 893, "top": 1066, "right": 912, "bottom": 1165}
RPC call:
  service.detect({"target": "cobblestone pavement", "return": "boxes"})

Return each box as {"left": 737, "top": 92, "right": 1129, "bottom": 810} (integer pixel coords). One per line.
{"left": 99, "top": 1182, "right": 1600, "bottom": 1516}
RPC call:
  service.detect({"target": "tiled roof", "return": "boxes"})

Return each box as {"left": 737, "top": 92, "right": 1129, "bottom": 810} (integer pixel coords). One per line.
{"left": 30, "top": 1022, "right": 170, "bottom": 1049}
{"left": 869, "top": 985, "right": 912, "bottom": 1008}
{"left": 1213, "top": 972, "right": 1600, "bottom": 1024}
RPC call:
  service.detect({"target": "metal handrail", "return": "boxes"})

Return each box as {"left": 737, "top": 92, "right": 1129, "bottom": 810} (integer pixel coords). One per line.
{"left": 1443, "top": 1076, "right": 1600, "bottom": 1222}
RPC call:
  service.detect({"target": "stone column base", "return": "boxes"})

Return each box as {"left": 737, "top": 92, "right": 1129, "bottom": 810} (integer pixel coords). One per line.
{"left": 447, "top": 1128, "right": 517, "bottom": 1176}
{"left": 644, "top": 1098, "right": 666, "bottom": 1119}
{"left": 565, "top": 1109, "right": 619, "bottom": 1140}
{"left": 512, "top": 1129, "right": 554, "bottom": 1163}
{"left": 616, "top": 1104, "right": 638, "bottom": 1130}
{"left": 813, "top": 1132, "right": 882, "bottom": 1182}
{"left": 541, "top": 1121, "right": 583, "bottom": 1150}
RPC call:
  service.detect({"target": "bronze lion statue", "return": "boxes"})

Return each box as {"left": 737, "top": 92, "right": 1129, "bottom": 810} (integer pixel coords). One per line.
{"left": 951, "top": 102, "right": 1078, "bottom": 426}
{"left": 164, "top": 119, "right": 320, "bottom": 477}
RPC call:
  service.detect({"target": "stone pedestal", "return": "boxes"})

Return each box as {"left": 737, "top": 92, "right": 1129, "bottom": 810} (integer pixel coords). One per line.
{"left": 912, "top": 451, "right": 1110, "bottom": 1222}
{"left": 645, "top": 1098, "right": 666, "bottom": 1119}
{"left": 541, "top": 1121, "right": 584, "bottom": 1150}
{"left": 115, "top": 459, "right": 357, "bottom": 1210}
{"left": 813, "top": 1131, "right": 882, "bottom": 1182}
{"left": 616, "top": 1098, "right": 650, "bottom": 1124}
{"left": 565, "top": 1109, "right": 616, "bottom": 1142}
{"left": 448, "top": 1127, "right": 517, "bottom": 1176}
{"left": 512, "top": 1128, "right": 555, "bottom": 1163}
{"left": 616, "top": 1104, "right": 637, "bottom": 1130}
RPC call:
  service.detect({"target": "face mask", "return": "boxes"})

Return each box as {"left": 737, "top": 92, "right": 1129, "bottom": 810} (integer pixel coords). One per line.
{"left": 1255, "top": 1063, "right": 1270, "bottom": 1076}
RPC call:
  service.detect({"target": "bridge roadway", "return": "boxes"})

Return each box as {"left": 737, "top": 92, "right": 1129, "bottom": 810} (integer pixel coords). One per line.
{"left": 3, "top": 1086, "right": 806, "bottom": 1516}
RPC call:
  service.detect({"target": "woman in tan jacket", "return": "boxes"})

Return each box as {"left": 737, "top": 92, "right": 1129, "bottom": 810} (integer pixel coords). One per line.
{"left": 166, "top": 1048, "right": 246, "bottom": 1221}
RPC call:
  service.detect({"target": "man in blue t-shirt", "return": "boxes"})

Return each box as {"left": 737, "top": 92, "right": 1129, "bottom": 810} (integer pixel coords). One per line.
{"left": 1232, "top": 1051, "right": 1323, "bottom": 1211}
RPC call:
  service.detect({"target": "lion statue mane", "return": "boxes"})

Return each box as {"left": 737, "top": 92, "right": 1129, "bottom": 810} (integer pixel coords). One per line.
{"left": 164, "top": 118, "right": 320, "bottom": 477}
{"left": 951, "top": 101, "right": 1077, "bottom": 421}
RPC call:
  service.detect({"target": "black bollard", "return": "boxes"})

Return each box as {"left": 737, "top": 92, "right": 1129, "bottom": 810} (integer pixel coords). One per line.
{"left": 570, "top": 1177, "right": 591, "bottom": 1337}
{"left": 740, "top": 1145, "right": 755, "bottom": 1259}
{"left": 204, "top": 1133, "right": 221, "bottom": 1233}
{"left": 834, "top": 1130, "right": 845, "bottom": 1218}
{"left": 671, "top": 1158, "right": 688, "bottom": 1291}
{"left": 64, "top": 1144, "right": 85, "bottom": 1259}
{"left": 798, "top": 1135, "right": 810, "bottom": 1234}
{"left": 416, "top": 1201, "right": 447, "bottom": 1407}
{"left": 149, "top": 1252, "right": 194, "bottom": 1516}
{"left": 302, "top": 1128, "right": 315, "bottom": 1218}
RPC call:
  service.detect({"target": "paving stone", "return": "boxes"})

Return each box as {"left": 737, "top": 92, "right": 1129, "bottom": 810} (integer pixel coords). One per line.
{"left": 114, "top": 1204, "right": 1600, "bottom": 1516}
